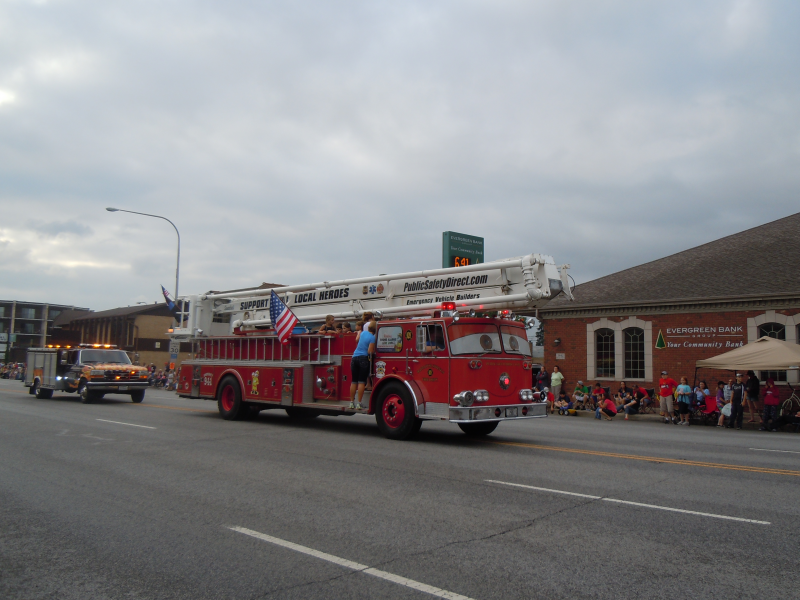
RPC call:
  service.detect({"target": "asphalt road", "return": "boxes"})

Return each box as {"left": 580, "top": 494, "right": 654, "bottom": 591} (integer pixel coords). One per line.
{"left": 1, "top": 378, "right": 798, "bottom": 600}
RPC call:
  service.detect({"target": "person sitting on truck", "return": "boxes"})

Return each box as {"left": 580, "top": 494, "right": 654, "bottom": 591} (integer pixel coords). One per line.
{"left": 349, "top": 321, "right": 376, "bottom": 411}
{"left": 422, "top": 326, "right": 446, "bottom": 353}
{"left": 318, "top": 315, "right": 337, "bottom": 334}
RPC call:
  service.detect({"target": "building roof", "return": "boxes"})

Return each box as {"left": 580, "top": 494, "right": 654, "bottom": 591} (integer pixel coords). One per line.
{"left": 543, "top": 212, "right": 800, "bottom": 312}
{"left": 71, "top": 303, "right": 173, "bottom": 321}
{"left": 51, "top": 308, "right": 94, "bottom": 327}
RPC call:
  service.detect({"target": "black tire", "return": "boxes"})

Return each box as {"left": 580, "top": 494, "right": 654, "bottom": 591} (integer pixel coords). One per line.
{"left": 375, "top": 382, "right": 421, "bottom": 440}
{"left": 78, "top": 380, "right": 94, "bottom": 404}
{"left": 130, "top": 390, "right": 145, "bottom": 403}
{"left": 285, "top": 407, "right": 320, "bottom": 419}
{"left": 29, "top": 380, "right": 37, "bottom": 395}
{"left": 217, "top": 376, "right": 247, "bottom": 420}
{"left": 36, "top": 386, "right": 54, "bottom": 399}
{"left": 458, "top": 421, "right": 499, "bottom": 436}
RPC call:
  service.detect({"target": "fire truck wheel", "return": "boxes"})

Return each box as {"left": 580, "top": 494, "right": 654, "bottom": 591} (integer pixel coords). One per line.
{"left": 285, "top": 407, "right": 320, "bottom": 419}
{"left": 130, "top": 390, "right": 145, "bottom": 403}
{"left": 375, "top": 383, "right": 421, "bottom": 440}
{"left": 78, "top": 381, "right": 95, "bottom": 404}
{"left": 36, "top": 386, "right": 54, "bottom": 400}
{"left": 217, "top": 376, "right": 246, "bottom": 420}
{"left": 457, "top": 421, "right": 499, "bottom": 436}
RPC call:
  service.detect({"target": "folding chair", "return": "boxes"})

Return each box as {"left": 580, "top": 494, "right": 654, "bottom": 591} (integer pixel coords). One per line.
{"left": 695, "top": 396, "right": 719, "bottom": 425}
{"left": 640, "top": 388, "right": 657, "bottom": 414}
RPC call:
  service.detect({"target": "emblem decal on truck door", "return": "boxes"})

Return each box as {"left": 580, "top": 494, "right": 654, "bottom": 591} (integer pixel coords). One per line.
{"left": 375, "top": 361, "right": 386, "bottom": 379}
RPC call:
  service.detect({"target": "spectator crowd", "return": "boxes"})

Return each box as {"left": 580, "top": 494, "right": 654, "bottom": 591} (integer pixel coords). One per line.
{"left": 535, "top": 365, "right": 800, "bottom": 432}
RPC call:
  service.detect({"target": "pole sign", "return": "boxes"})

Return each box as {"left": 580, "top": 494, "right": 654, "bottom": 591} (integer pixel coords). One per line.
{"left": 442, "top": 231, "right": 484, "bottom": 268}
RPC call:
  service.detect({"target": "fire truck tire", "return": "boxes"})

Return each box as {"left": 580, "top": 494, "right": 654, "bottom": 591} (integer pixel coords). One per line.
{"left": 457, "top": 421, "right": 499, "bottom": 436}
{"left": 79, "top": 381, "right": 97, "bottom": 404}
{"left": 285, "top": 407, "right": 320, "bottom": 419}
{"left": 375, "top": 383, "right": 421, "bottom": 440}
{"left": 36, "top": 386, "right": 54, "bottom": 400}
{"left": 130, "top": 390, "right": 145, "bottom": 403}
{"left": 217, "top": 376, "right": 247, "bottom": 420}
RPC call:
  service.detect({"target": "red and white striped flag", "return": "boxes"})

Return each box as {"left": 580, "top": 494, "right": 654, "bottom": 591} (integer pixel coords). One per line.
{"left": 269, "top": 290, "right": 299, "bottom": 343}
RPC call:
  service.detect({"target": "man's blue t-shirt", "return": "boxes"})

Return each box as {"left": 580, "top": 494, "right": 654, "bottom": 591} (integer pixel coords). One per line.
{"left": 354, "top": 331, "right": 375, "bottom": 357}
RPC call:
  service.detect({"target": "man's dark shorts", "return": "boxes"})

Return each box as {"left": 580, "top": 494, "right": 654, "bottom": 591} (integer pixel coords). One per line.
{"left": 678, "top": 401, "right": 691, "bottom": 414}
{"left": 351, "top": 355, "right": 371, "bottom": 384}
{"left": 747, "top": 394, "right": 758, "bottom": 403}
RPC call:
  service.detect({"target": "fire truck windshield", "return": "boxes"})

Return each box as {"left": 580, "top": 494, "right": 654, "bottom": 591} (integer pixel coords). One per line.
{"left": 448, "top": 323, "right": 502, "bottom": 355}
{"left": 79, "top": 350, "right": 132, "bottom": 364}
{"left": 500, "top": 325, "right": 532, "bottom": 357}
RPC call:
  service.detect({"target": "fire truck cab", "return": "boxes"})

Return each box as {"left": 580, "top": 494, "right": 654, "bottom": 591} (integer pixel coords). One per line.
{"left": 173, "top": 253, "right": 570, "bottom": 440}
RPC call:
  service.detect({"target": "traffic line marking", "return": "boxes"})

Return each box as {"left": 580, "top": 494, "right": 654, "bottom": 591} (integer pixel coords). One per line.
{"left": 486, "top": 480, "right": 771, "bottom": 525}
{"left": 227, "top": 526, "right": 475, "bottom": 600}
{"left": 749, "top": 448, "right": 800, "bottom": 454}
{"left": 96, "top": 419, "right": 156, "bottom": 429}
{"left": 485, "top": 440, "right": 800, "bottom": 477}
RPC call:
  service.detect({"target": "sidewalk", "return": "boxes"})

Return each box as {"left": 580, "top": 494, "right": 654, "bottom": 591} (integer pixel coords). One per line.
{"left": 554, "top": 408, "right": 769, "bottom": 430}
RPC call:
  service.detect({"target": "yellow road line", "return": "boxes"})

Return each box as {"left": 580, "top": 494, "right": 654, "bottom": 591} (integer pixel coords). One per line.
{"left": 486, "top": 441, "right": 800, "bottom": 477}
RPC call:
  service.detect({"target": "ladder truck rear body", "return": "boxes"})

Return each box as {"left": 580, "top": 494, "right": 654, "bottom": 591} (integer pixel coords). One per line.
{"left": 173, "top": 253, "right": 571, "bottom": 439}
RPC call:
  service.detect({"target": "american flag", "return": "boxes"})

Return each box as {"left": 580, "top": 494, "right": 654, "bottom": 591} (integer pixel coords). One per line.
{"left": 269, "top": 290, "right": 298, "bottom": 344}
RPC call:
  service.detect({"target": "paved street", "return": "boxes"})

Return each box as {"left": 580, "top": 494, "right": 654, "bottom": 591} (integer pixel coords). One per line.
{"left": 1, "top": 377, "right": 798, "bottom": 600}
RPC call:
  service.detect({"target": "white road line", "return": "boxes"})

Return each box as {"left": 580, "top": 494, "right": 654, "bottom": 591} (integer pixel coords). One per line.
{"left": 95, "top": 419, "right": 156, "bottom": 429}
{"left": 749, "top": 448, "right": 800, "bottom": 454}
{"left": 227, "top": 526, "right": 475, "bottom": 600}
{"left": 486, "top": 480, "right": 770, "bottom": 525}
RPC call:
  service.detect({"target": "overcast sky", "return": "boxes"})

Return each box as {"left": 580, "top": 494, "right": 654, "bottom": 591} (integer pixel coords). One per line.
{"left": 1, "top": 0, "right": 798, "bottom": 310}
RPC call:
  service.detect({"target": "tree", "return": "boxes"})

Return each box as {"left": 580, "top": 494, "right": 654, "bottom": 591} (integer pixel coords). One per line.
{"left": 535, "top": 320, "right": 544, "bottom": 347}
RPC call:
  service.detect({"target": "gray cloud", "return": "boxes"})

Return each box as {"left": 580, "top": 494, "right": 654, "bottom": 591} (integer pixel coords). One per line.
{"left": 0, "top": 0, "right": 798, "bottom": 310}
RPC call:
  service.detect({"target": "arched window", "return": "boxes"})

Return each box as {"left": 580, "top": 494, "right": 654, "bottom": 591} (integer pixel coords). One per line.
{"left": 596, "top": 328, "right": 615, "bottom": 378}
{"left": 758, "top": 322, "right": 787, "bottom": 382}
{"left": 624, "top": 327, "right": 645, "bottom": 379}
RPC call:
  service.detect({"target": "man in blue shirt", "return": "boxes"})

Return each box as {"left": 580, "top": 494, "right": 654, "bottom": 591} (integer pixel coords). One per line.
{"left": 349, "top": 321, "right": 376, "bottom": 410}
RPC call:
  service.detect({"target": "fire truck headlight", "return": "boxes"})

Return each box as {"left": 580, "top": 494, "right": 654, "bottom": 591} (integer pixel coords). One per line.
{"left": 519, "top": 389, "right": 533, "bottom": 402}
{"left": 473, "top": 390, "right": 489, "bottom": 403}
{"left": 453, "top": 391, "right": 475, "bottom": 407}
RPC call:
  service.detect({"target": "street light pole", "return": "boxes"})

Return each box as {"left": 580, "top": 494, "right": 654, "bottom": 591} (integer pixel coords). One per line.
{"left": 105, "top": 207, "right": 181, "bottom": 302}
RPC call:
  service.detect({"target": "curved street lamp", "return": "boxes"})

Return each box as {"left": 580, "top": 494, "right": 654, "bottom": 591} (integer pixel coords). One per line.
{"left": 105, "top": 207, "right": 181, "bottom": 303}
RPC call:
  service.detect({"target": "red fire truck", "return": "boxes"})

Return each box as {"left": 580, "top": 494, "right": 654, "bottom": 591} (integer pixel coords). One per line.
{"left": 174, "top": 253, "right": 571, "bottom": 440}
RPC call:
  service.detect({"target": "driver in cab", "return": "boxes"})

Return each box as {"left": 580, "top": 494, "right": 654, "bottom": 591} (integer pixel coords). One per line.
{"left": 422, "top": 326, "right": 446, "bottom": 353}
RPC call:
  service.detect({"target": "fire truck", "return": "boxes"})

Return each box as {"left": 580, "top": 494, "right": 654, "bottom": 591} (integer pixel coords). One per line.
{"left": 24, "top": 344, "right": 150, "bottom": 403}
{"left": 173, "top": 254, "right": 571, "bottom": 440}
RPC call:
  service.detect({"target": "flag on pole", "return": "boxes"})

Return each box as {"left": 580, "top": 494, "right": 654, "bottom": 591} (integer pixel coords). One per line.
{"left": 269, "top": 290, "right": 298, "bottom": 344}
{"left": 161, "top": 285, "right": 176, "bottom": 312}
{"left": 161, "top": 285, "right": 188, "bottom": 322}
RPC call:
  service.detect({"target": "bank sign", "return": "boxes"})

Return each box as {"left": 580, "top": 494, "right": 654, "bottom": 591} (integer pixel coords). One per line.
{"left": 656, "top": 326, "right": 745, "bottom": 350}
{"left": 442, "top": 231, "right": 484, "bottom": 268}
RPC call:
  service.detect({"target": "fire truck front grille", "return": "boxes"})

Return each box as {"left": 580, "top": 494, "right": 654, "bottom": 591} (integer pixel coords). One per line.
{"left": 103, "top": 370, "right": 137, "bottom": 381}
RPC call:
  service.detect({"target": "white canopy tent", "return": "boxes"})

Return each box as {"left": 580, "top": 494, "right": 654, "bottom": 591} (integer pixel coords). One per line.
{"left": 696, "top": 336, "right": 800, "bottom": 371}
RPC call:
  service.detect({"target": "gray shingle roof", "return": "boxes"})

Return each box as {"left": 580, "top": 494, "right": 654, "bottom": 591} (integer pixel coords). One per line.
{"left": 544, "top": 212, "right": 800, "bottom": 311}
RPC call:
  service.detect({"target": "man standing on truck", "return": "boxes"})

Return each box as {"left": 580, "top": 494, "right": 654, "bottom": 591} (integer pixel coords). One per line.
{"left": 349, "top": 321, "right": 376, "bottom": 411}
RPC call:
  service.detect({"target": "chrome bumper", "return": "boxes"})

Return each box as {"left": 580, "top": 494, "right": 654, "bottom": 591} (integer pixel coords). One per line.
{"left": 449, "top": 402, "right": 547, "bottom": 423}
{"left": 85, "top": 381, "right": 149, "bottom": 391}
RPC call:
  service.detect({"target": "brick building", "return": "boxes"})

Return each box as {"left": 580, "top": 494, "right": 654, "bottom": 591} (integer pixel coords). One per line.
{"left": 539, "top": 212, "right": 800, "bottom": 392}
{"left": 0, "top": 300, "right": 91, "bottom": 362}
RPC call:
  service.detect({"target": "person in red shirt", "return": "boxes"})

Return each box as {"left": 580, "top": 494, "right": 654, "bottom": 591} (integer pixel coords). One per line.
{"left": 760, "top": 379, "right": 781, "bottom": 432}
{"left": 596, "top": 396, "right": 617, "bottom": 420}
{"left": 658, "top": 370, "right": 679, "bottom": 425}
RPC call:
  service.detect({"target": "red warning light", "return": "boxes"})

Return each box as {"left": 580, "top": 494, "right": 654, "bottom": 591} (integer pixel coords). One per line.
{"left": 441, "top": 302, "right": 456, "bottom": 311}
